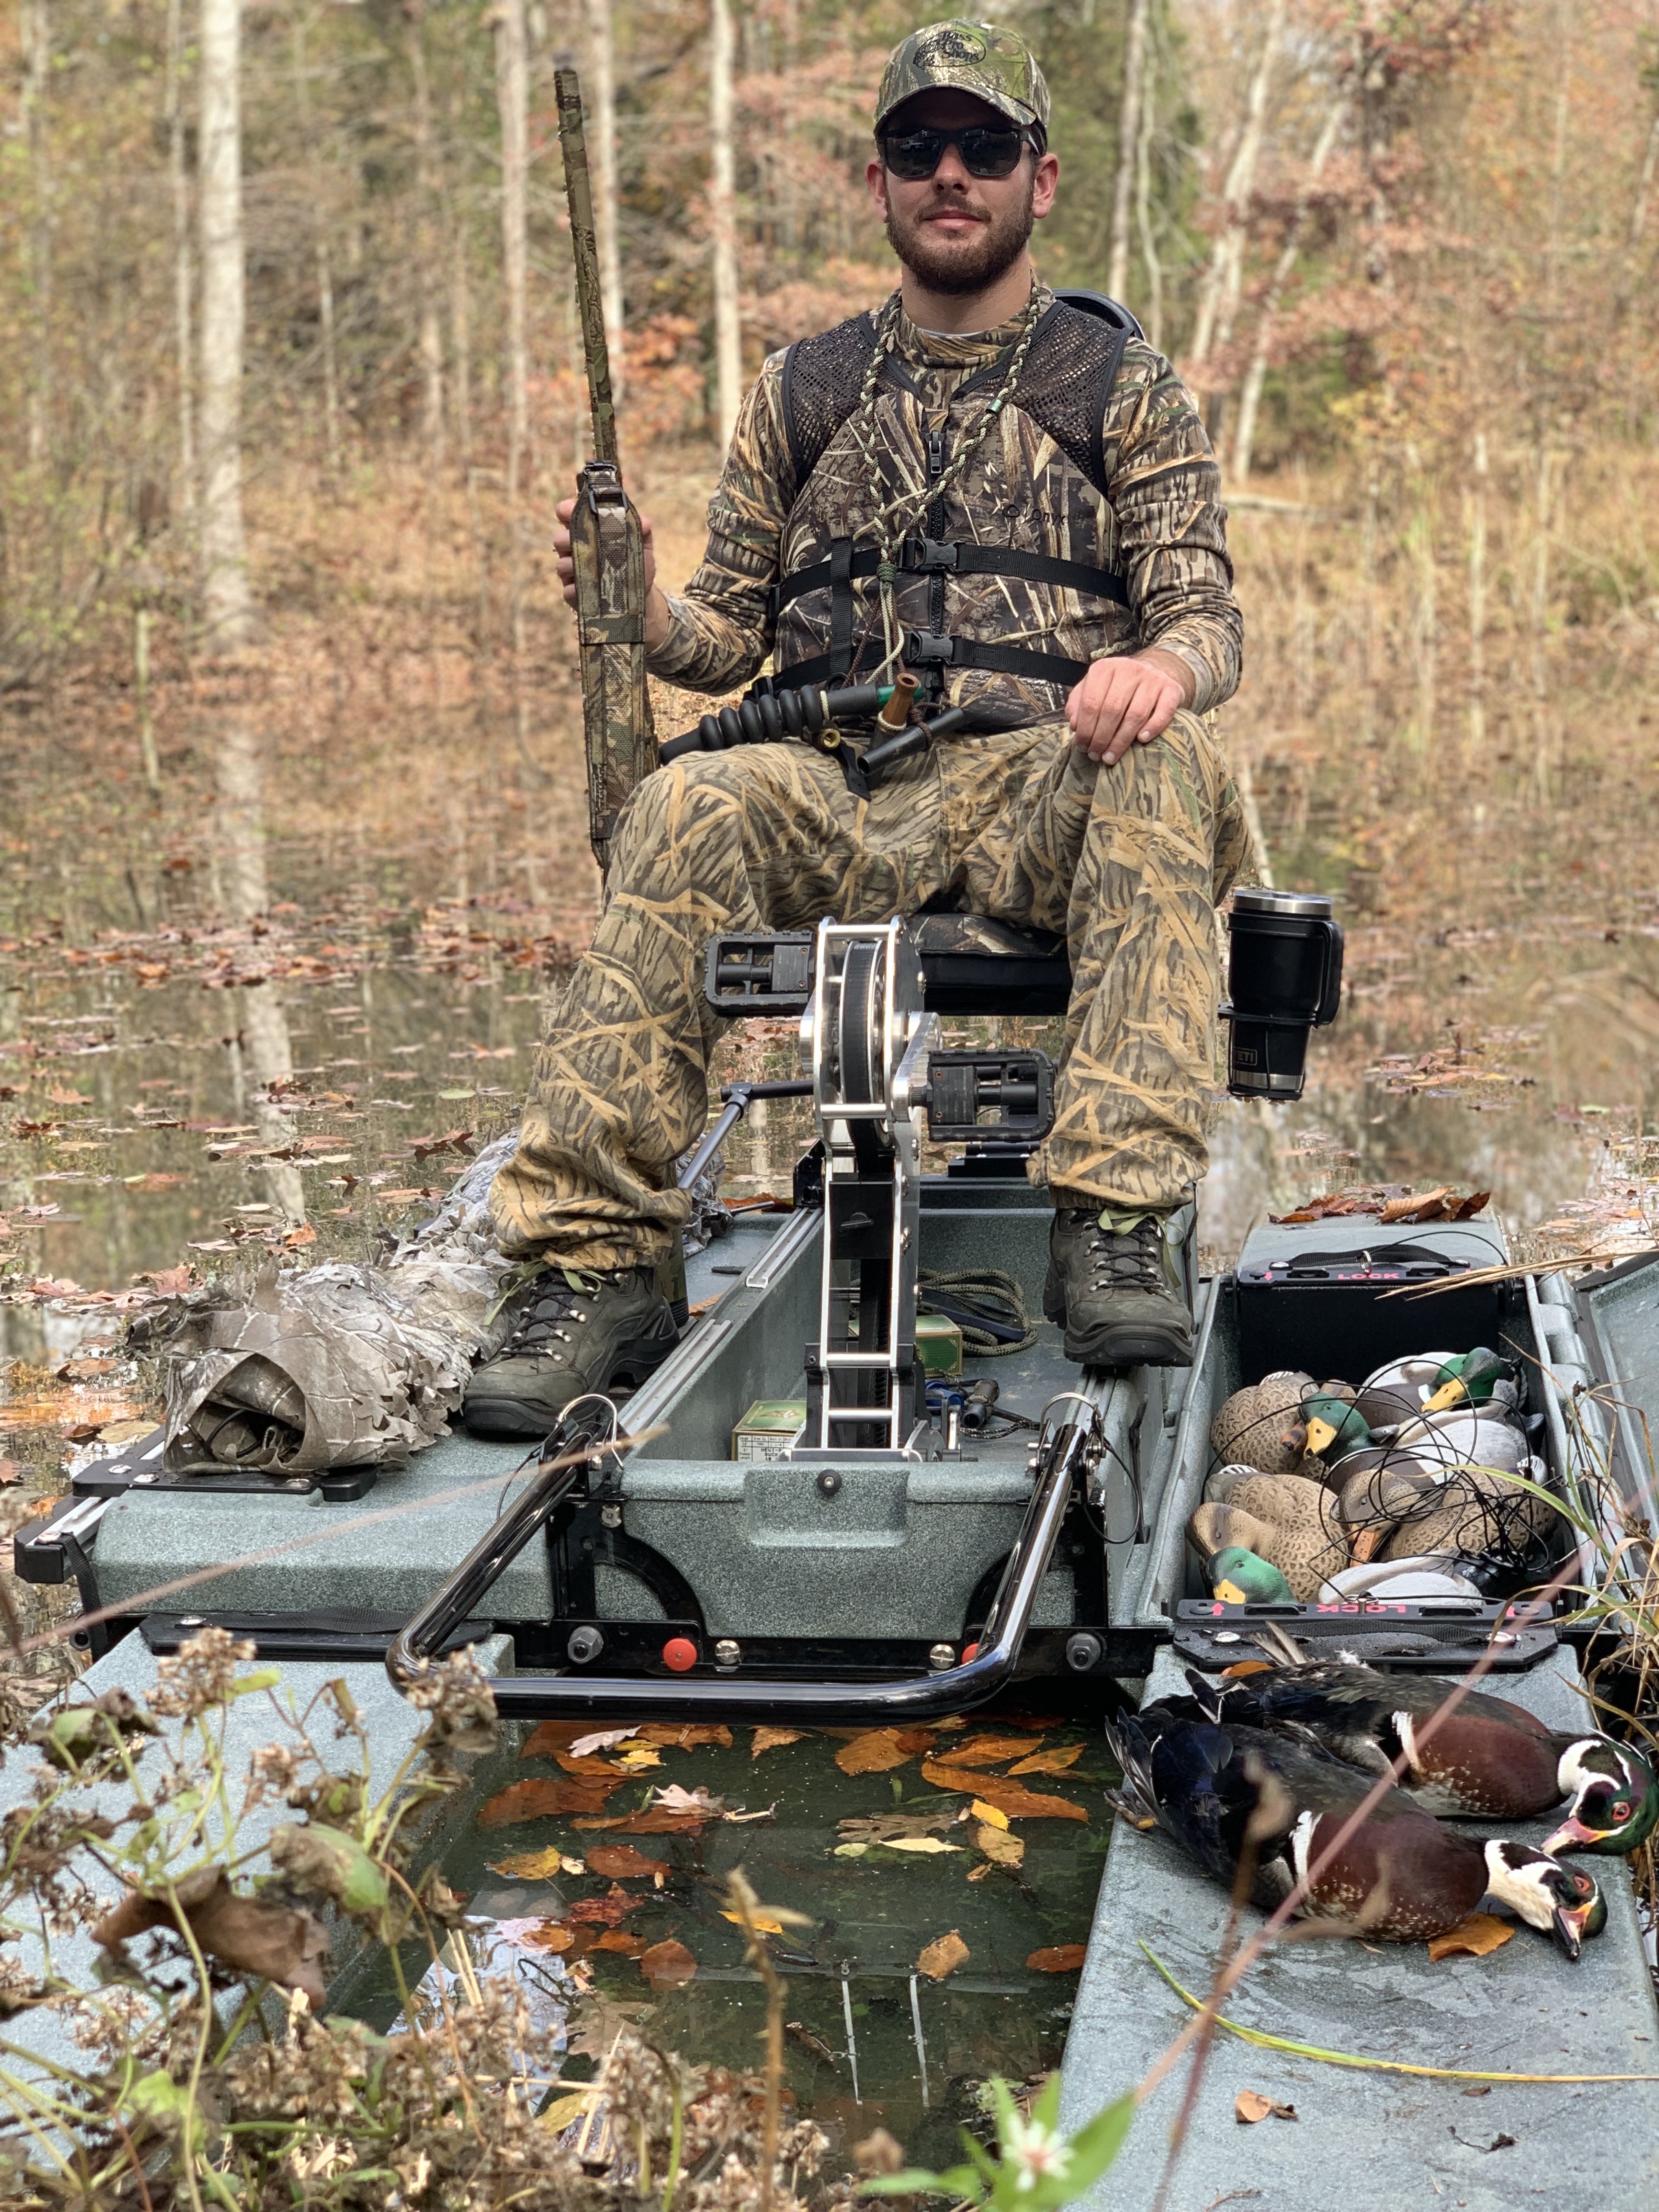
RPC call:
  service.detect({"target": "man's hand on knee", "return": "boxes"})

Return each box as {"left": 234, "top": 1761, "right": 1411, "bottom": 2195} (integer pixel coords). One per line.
{"left": 554, "top": 480, "right": 673, "bottom": 651}
{"left": 1066, "top": 650, "right": 1195, "bottom": 765}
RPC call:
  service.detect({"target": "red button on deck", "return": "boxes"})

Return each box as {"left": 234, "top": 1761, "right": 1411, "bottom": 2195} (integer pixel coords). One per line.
{"left": 962, "top": 1643, "right": 980, "bottom": 1664}
{"left": 662, "top": 1637, "right": 698, "bottom": 1673}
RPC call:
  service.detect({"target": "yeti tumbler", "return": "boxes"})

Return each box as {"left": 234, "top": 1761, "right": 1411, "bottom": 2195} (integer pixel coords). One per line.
{"left": 1221, "top": 887, "right": 1344, "bottom": 1101}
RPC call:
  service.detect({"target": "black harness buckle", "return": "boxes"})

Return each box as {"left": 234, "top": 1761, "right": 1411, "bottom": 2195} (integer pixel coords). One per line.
{"left": 905, "top": 630, "right": 957, "bottom": 666}
{"left": 901, "top": 537, "right": 960, "bottom": 574}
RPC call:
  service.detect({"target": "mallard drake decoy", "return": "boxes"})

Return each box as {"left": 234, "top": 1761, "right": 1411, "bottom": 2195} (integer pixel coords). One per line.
{"left": 1390, "top": 1407, "right": 1529, "bottom": 1475}
{"left": 1193, "top": 1470, "right": 1346, "bottom": 1601}
{"left": 1198, "top": 1659, "right": 1659, "bottom": 1853}
{"left": 1301, "top": 1390, "right": 1375, "bottom": 1465}
{"left": 1423, "top": 1345, "right": 1520, "bottom": 1415}
{"left": 1104, "top": 1696, "right": 1606, "bottom": 1953}
{"left": 1205, "top": 1543, "right": 1295, "bottom": 1606}
{"left": 1351, "top": 1353, "right": 1461, "bottom": 1435}
{"left": 1209, "top": 1370, "right": 1316, "bottom": 1475}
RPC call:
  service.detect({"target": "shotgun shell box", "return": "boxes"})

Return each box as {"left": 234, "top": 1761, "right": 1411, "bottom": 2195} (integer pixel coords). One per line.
{"left": 732, "top": 1400, "right": 808, "bottom": 1462}
{"left": 915, "top": 1313, "right": 963, "bottom": 1376}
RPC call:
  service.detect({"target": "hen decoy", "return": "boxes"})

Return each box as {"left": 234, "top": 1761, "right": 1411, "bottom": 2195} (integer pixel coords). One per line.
{"left": 1197, "top": 1659, "right": 1659, "bottom": 1853}
{"left": 1105, "top": 1696, "right": 1606, "bottom": 1953}
{"left": 1209, "top": 1370, "right": 1316, "bottom": 1475}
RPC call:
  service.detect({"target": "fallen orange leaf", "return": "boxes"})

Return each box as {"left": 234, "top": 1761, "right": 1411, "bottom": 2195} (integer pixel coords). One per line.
{"left": 1026, "top": 1944, "right": 1087, "bottom": 1973}
{"left": 917, "top": 1929, "right": 969, "bottom": 1980}
{"left": 1007, "top": 1745, "right": 1086, "bottom": 1776}
{"left": 572, "top": 1808, "right": 708, "bottom": 1835}
{"left": 929, "top": 1734, "right": 1039, "bottom": 1769}
{"left": 921, "top": 1760, "right": 1087, "bottom": 1821}
{"left": 595, "top": 1930, "right": 646, "bottom": 1955}
{"left": 479, "top": 1776, "right": 624, "bottom": 1827}
{"left": 974, "top": 1822, "right": 1025, "bottom": 1868}
{"left": 752, "top": 1726, "right": 804, "bottom": 1758}
{"left": 1427, "top": 1913, "right": 1516, "bottom": 1961}
{"left": 584, "top": 1844, "right": 669, "bottom": 1881}
{"left": 640, "top": 1938, "right": 697, "bottom": 1986}
{"left": 521, "top": 1721, "right": 601, "bottom": 1757}
{"left": 834, "top": 1729, "right": 916, "bottom": 1775}
{"left": 1235, "top": 2091, "right": 1297, "bottom": 2124}
{"left": 635, "top": 1723, "right": 733, "bottom": 1750}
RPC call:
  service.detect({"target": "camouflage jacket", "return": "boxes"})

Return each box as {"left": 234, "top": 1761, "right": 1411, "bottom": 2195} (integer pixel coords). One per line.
{"left": 648, "top": 286, "right": 1243, "bottom": 724}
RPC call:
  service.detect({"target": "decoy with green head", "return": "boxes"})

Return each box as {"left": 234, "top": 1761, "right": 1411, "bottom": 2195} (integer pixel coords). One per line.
{"left": 1301, "top": 1389, "right": 1375, "bottom": 1465}
{"left": 1423, "top": 1345, "right": 1519, "bottom": 1415}
{"left": 1204, "top": 1544, "right": 1295, "bottom": 1606}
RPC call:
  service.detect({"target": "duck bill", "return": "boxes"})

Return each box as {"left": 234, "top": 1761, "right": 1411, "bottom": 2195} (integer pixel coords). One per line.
{"left": 1424, "top": 1379, "right": 1469, "bottom": 1414}
{"left": 1304, "top": 1417, "right": 1338, "bottom": 1457}
{"left": 1348, "top": 1527, "right": 1387, "bottom": 1564}
{"left": 1542, "top": 1813, "right": 1602, "bottom": 1855}
{"left": 1550, "top": 1899, "right": 1599, "bottom": 1960}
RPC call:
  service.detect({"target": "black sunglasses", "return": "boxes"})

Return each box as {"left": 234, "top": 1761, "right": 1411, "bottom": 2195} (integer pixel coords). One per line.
{"left": 878, "top": 123, "right": 1037, "bottom": 182}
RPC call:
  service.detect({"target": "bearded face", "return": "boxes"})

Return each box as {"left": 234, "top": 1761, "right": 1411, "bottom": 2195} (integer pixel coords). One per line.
{"left": 883, "top": 163, "right": 1038, "bottom": 297}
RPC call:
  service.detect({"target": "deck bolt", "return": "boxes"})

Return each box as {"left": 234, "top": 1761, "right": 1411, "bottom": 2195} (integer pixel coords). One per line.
{"left": 178, "top": 1616, "right": 205, "bottom": 1628}
{"left": 600, "top": 1504, "right": 622, "bottom": 1529}
{"left": 928, "top": 1642, "right": 956, "bottom": 1671}
{"left": 714, "top": 1638, "right": 741, "bottom": 1667}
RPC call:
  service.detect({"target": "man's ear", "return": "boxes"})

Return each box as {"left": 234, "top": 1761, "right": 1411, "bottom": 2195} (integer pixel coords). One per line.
{"left": 1032, "top": 150, "right": 1060, "bottom": 221}
{"left": 866, "top": 154, "right": 890, "bottom": 221}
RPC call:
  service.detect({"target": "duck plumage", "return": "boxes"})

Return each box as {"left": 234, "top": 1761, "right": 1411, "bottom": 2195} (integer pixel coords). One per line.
{"left": 1209, "top": 1370, "right": 1316, "bottom": 1475}
{"left": 1105, "top": 1695, "right": 1605, "bottom": 1952}
{"left": 1197, "top": 1658, "right": 1659, "bottom": 1852}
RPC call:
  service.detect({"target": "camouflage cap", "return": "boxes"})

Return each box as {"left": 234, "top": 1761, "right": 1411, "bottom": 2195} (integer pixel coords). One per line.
{"left": 874, "top": 19, "right": 1051, "bottom": 137}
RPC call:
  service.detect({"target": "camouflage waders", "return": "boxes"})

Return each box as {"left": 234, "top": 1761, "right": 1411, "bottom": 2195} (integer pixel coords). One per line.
{"left": 489, "top": 710, "right": 1249, "bottom": 1269}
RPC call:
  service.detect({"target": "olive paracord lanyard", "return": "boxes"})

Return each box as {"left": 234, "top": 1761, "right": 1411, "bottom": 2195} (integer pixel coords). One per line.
{"left": 845, "top": 285, "right": 1047, "bottom": 682}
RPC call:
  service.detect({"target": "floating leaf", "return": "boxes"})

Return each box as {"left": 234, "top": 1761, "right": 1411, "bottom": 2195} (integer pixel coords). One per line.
{"left": 882, "top": 1836, "right": 962, "bottom": 1855}
{"left": 573, "top": 1808, "right": 708, "bottom": 1835}
{"left": 567, "top": 1883, "right": 637, "bottom": 1928}
{"left": 752, "top": 1726, "right": 805, "bottom": 1758}
{"left": 640, "top": 1938, "right": 697, "bottom": 1987}
{"left": 584, "top": 1844, "right": 669, "bottom": 1882}
{"left": 916, "top": 1929, "right": 970, "bottom": 1980}
{"left": 922, "top": 1760, "right": 1087, "bottom": 1821}
{"left": 595, "top": 1929, "right": 646, "bottom": 1955}
{"left": 487, "top": 1847, "right": 580, "bottom": 1880}
{"left": 835, "top": 1729, "right": 916, "bottom": 1775}
{"left": 654, "top": 1784, "right": 725, "bottom": 1814}
{"left": 974, "top": 1822, "right": 1025, "bottom": 1867}
{"left": 930, "top": 1734, "right": 1040, "bottom": 1769}
{"left": 1008, "top": 1744, "right": 1086, "bottom": 1776}
{"left": 721, "top": 1907, "right": 786, "bottom": 1936}
{"left": 1235, "top": 2091, "right": 1297, "bottom": 2123}
{"left": 969, "top": 1798, "right": 1009, "bottom": 1831}
{"left": 636, "top": 1722, "right": 733, "bottom": 1750}
{"left": 569, "top": 1726, "right": 642, "bottom": 1758}
{"left": 555, "top": 1751, "right": 642, "bottom": 1779}
{"left": 1427, "top": 1914, "right": 1516, "bottom": 1962}
{"left": 1026, "top": 1944, "right": 1088, "bottom": 1973}
{"left": 479, "top": 1776, "right": 623, "bottom": 1827}
{"left": 520, "top": 1720, "right": 599, "bottom": 1758}
{"left": 837, "top": 1812, "right": 955, "bottom": 1844}
{"left": 496, "top": 1918, "right": 574, "bottom": 1954}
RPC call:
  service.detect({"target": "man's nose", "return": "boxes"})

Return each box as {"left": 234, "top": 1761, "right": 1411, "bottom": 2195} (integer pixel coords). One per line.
{"left": 930, "top": 143, "right": 974, "bottom": 188}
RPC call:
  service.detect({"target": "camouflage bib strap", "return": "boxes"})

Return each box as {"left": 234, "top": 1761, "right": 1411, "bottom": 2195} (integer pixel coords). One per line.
{"left": 571, "top": 460, "right": 658, "bottom": 874}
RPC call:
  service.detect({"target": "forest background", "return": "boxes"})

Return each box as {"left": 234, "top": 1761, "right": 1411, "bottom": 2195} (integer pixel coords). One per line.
{"left": 3, "top": 0, "right": 1659, "bottom": 1291}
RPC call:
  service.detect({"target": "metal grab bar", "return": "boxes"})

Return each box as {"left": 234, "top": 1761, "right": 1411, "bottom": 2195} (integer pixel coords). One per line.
{"left": 387, "top": 1412, "right": 1096, "bottom": 1722}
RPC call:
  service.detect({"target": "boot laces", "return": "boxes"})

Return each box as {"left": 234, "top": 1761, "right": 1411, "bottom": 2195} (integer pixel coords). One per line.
{"left": 1086, "top": 1218, "right": 1165, "bottom": 1298}
{"left": 506, "top": 1271, "right": 602, "bottom": 1357}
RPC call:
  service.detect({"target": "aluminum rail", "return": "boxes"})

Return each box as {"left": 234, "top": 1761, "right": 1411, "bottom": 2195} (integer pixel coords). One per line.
{"left": 387, "top": 1412, "right": 1096, "bottom": 1722}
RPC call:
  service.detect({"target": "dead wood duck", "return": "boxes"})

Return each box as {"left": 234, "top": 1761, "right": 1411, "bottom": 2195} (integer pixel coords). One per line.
{"left": 1199, "top": 1659, "right": 1659, "bottom": 1853}
{"left": 1104, "top": 1696, "right": 1606, "bottom": 1954}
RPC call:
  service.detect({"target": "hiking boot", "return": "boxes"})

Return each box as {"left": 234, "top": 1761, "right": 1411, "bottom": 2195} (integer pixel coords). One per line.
{"left": 1043, "top": 1207, "right": 1193, "bottom": 1369}
{"left": 462, "top": 1264, "right": 678, "bottom": 1437}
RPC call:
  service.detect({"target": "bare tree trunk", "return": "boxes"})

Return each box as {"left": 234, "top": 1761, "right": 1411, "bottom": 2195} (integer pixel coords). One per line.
{"left": 1630, "top": 105, "right": 1659, "bottom": 246}
{"left": 709, "top": 0, "right": 742, "bottom": 448}
{"left": 450, "top": 204, "right": 474, "bottom": 463}
{"left": 22, "top": 0, "right": 52, "bottom": 465}
{"left": 1407, "top": 479, "right": 1437, "bottom": 762}
{"left": 166, "top": 0, "right": 195, "bottom": 519}
{"left": 1186, "top": 0, "right": 1284, "bottom": 375}
{"left": 1106, "top": 0, "right": 1150, "bottom": 302}
{"left": 1466, "top": 428, "right": 1487, "bottom": 755}
{"left": 217, "top": 726, "right": 306, "bottom": 1224}
{"left": 291, "top": 6, "right": 342, "bottom": 476}
{"left": 1530, "top": 438, "right": 1553, "bottom": 802}
{"left": 199, "top": 0, "right": 255, "bottom": 653}
{"left": 495, "top": 0, "right": 529, "bottom": 506}
{"left": 1231, "top": 94, "right": 1346, "bottom": 484}
{"left": 588, "top": 0, "right": 625, "bottom": 406}
{"left": 1132, "top": 39, "right": 1162, "bottom": 349}
{"left": 409, "top": 4, "right": 445, "bottom": 467}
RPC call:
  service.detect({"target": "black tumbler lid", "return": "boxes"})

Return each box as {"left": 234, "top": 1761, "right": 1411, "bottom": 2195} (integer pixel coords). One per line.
{"left": 1232, "top": 886, "right": 1333, "bottom": 919}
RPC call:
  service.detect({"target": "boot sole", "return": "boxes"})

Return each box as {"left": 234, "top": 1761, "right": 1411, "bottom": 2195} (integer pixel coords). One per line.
{"left": 1063, "top": 1319, "right": 1193, "bottom": 1371}
{"left": 461, "top": 1312, "right": 680, "bottom": 1438}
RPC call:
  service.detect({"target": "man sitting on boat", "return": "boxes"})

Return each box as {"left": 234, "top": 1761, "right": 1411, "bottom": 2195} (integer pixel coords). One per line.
{"left": 464, "top": 16, "right": 1248, "bottom": 1437}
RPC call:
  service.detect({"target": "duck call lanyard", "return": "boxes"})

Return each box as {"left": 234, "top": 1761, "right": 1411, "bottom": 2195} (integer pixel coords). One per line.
{"left": 845, "top": 290, "right": 1043, "bottom": 684}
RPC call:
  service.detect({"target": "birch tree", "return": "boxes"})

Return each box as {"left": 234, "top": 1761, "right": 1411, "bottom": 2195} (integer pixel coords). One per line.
{"left": 166, "top": 0, "right": 195, "bottom": 518}
{"left": 1106, "top": 0, "right": 1150, "bottom": 303}
{"left": 199, "top": 0, "right": 255, "bottom": 652}
{"left": 709, "top": 0, "right": 742, "bottom": 448}
{"left": 1186, "top": 0, "right": 1286, "bottom": 381}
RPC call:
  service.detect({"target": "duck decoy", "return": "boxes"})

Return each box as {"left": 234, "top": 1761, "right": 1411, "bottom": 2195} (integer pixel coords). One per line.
{"left": 1351, "top": 1353, "right": 1461, "bottom": 1435}
{"left": 1301, "top": 1389, "right": 1375, "bottom": 1465}
{"left": 1205, "top": 1543, "right": 1295, "bottom": 1606}
{"left": 1423, "top": 1345, "right": 1520, "bottom": 1415}
{"left": 1210, "top": 1370, "right": 1316, "bottom": 1475}
{"left": 1104, "top": 1696, "right": 1606, "bottom": 1953}
{"left": 1198, "top": 1659, "right": 1659, "bottom": 1852}
{"left": 1390, "top": 1407, "right": 1530, "bottom": 1475}
{"left": 1192, "top": 1471, "right": 1346, "bottom": 1602}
